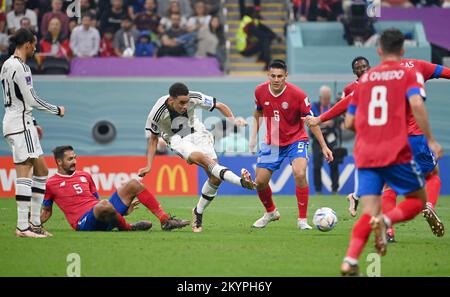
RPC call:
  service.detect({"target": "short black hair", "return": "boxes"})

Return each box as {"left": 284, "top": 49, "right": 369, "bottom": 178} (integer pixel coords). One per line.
{"left": 9, "top": 28, "right": 35, "bottom": 47}
{"left": 351, "top": 56, "right": 369, "bottom": 69}
{"left": 380, "top": 28, "right": 405, "bottom": 55}
{"left": 169, "top": 82, "right": 189, "bottom": 98}
{"left": 52, "top": 145, "right": 74, "bottom": 160}
{"left": 268, "top": 59, "right": 287, "bottom": 71}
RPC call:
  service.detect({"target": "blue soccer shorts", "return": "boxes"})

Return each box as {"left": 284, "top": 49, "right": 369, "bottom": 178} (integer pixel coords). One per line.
{"left": 76, "top": 192, "right": 129, "bottom": 231}
{"left": 256, "top": 140, "right": 309, "bottom": 172}
{"left": 409, "top": 134, "right": 437, "bottom": 175}
{"left": 355, "top": 161, "right": 425, "bottom": 197}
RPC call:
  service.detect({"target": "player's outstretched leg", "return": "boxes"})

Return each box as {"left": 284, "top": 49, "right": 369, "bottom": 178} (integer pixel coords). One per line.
{"left": 120, "top": 179, "right": 189, "bottom": 231}
{"left": 93, "top": 200, "right": 152, "bottom": 231}
{"left": 189, "top": 152, "right": 256, "bottom": 190}
{"left": 253, "top": 168, "right": 280, "bottom": 228}
{"left": 292, "top": 158, "right": 312, "bottom": 230}
{"left": 381, "top": 187, "right": 397, "bottom": 243}
{"left": 192, "top": 177, "right": 220, "bottom": 233}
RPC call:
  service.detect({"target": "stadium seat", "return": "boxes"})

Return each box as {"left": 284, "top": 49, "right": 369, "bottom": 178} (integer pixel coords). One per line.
{"left": 41, "top": 57, "right": 70, "bottom": 75}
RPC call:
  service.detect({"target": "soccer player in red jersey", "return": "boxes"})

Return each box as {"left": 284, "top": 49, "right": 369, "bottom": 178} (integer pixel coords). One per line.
{"left": 249, "top": 60, "right": 333, "bottom": 230}
{"left": 41, "top": 145, "right": 189, "bottom": 232}
{"left": 341, "top": 28, "right": 443, "bottom": 276}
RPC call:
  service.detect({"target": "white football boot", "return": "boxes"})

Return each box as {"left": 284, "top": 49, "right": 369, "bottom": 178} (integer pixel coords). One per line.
{"left": 252, "top": 209, "right": 281, "bottom": 228}
{"left": 297, "top": 218, "right": 313, "bottom": 230}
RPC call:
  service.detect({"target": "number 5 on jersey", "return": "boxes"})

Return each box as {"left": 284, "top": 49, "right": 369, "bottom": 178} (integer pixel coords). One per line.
{"left": 73, "top": 184, "right": 83, "bottom": 194}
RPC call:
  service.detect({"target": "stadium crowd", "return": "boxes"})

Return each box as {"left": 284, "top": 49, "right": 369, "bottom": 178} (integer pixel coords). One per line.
{"left": 0, "top": 0, "right": 226, "bottom": 71}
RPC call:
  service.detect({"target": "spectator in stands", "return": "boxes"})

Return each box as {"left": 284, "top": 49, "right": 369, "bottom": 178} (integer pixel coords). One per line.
{"left": 113, "top": 17, "right": 140, "bottom": 57}
{"left": 19, "top": 17, "right": 35, "bottom": 34}
{"left": 40, "top": 0, "right": 70, "bottom": 37}
{"left": 317, "top": 0, "right": 344, "bottom": 21}
{"left": 6, "top": 0, "right": 38, "bottom": 34}
{"left": 40, "top": 17, "right": 72, "bottom": 59}
{"left": 100, "top": 0, "right": 128, "bottom": 34}
{"left": 127, "top": 0, "right": 146, "bottom": 19}
{"left": 158, "top": 12, "right": 194, "bottom": 57}
{"left": 80, "top": 0, "right": 98, "bottom": 17}
{"left": 134, "top": 0, "right": 161, "bottom": 36}
{"left": 187, "top": 1, "right": 211, "bottom": 32}
{"left": 198, "top": 0, "right": 222, "bottom": 15}
{"left": 99, "top": 28, "right": 117, "bottom": 57}
{"left": 341, "top": 1, "right": 378, "bottom": 46}
{"left": 381, "top": 0, "right": 414, "bottom": 7}
{"left": 196, "top": 15, "right": 226, "bottom": 69}
{"left": 159, "top": 0, "right": 189, "bottom": 32}
{"left": 310, "top": 85, "right": 340, "bottom": 194}
{"left": 0, "top": 17, "right": 9, "bottom": 62}
{"left": 25, "top": 0, "right": 43, "bottom": 19}
{"left": 293, "top": 0, "right": 320, "bottom": 22}
{"left": 236, "top": 7, "right": 281, "bottom": 69}
{"left": 239, "top": 0, "right": 261, "bottom": 19}
{"left": 70, "top": 14, "right": 100, "bottom": 57}
{"left": 135, "top": 30, "right": 155, "bottom": 57}
{"left": 157, "top": 0, "right": 192, "bottom": 19}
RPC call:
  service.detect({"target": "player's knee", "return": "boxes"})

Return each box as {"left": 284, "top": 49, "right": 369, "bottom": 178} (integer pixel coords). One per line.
{"left": 427, "top": 166, "right": 439, "bottom": 178}
{"left": 127, "top": 178, "right": 145, "bottom": 194}
{"left": 208, "top": 176, "right": 221, "bottom": 186}
{"left": 96, "top": 200, "right": 115, "bottom": 217}
{"left": 255, "top": 180, "right": 269, "bottom": 191}
{"left": 293, "top": 169, "right": 307, "bottom": 183}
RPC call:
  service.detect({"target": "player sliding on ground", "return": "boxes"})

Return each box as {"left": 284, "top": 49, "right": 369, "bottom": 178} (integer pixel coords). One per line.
{"left": 304, "top": 55, "right": 449, "bottom": 241}
{"left": 41, "top": 145, "right": 189, "bottom": 232}
{"left": 341, "top": 28, "right": 443, "bottom": 276}
{"left": 249, "top": 60, "right": 334, "bottom": 230}
{"left": 1, "top": 28, "right": 65, "bottom": 238}
{"left": 139, "top": 83, "right": 256, "bottom": 233}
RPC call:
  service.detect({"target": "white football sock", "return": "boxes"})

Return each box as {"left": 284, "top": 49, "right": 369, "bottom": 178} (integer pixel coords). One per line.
{"left": 196, "top": 180, "right": 219, "bottom": 214}
{"left": 31, "top": 176, "right": 47, "bottom": 226}
{"left": 16, "top": 178, "right": 32, "bottom": 231}
{"left": 208, "top": 164, "right": 241, "bottom": 186}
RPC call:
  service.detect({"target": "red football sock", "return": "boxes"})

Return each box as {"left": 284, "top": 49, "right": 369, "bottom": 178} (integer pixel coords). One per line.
{"left": 382, "top": 188, "right": 397, "bottom": 215}
{"left": 112, "top": 211, "right": 132, "bottom": 231}
{"left": 257, "top": 186, "right": 276, "bottom": 213}
{"left": 137, "top": 189, "right": 169, "bottom": 222}
{"left": 385, "top": 197, "right": 424, "bottom": 225}
{"left": 425, "top": 174, "right": 441, "bottom": 208}
{"left": 296, "top": 186, "right": 309, "bottom": 219}
{"left": 345, "top": 213, "right": 372, "bottom": 260}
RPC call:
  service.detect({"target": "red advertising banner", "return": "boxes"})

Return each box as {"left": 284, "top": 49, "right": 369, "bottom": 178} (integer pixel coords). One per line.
{"left": 0, "top": 156, "right": 198, "bottom": 197}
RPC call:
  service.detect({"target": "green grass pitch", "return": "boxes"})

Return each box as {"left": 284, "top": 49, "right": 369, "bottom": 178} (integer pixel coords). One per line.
{"left": 0, "top": 195, "right": 449, "bottom": 276}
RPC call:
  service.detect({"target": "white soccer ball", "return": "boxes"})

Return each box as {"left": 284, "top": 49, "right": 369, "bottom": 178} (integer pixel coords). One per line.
{"left": 313, "top": 207, "right": 338, "bottom": 232}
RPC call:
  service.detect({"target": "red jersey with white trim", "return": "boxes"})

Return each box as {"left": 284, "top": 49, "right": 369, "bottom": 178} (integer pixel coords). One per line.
{"left": 254, "top": 81, "right": 312, "bottom": 146}
{"left": 400, "top": 59, "right": 447, "bottom": 135}
{"left": 44, "top": 171, "right": 99, "bottom": 229}
{"left": 342, "top": 80, "right": 358, "bottom": 98}
{"left": 349, "top": 61, "right": 425, "bottom": 168}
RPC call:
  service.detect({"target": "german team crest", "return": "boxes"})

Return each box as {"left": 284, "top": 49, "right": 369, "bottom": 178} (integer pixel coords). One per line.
{"left": 281, "top": 102, "right": 289, "bottom": 109}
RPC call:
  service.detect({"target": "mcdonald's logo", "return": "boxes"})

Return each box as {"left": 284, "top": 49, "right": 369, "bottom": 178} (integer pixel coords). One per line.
{"left": 156, "top": 165, "right": 189, "bottom": 193}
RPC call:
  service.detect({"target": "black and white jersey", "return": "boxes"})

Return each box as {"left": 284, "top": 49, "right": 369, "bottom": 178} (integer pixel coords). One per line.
{"left": 145, "top": 91, "right": 216, "bottom": 142}
{"left": 1, "top": 56, "right": 60, "bottom": 137}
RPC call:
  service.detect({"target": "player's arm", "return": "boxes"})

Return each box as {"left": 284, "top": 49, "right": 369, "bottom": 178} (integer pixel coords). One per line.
{"left": 302, "top": 96, "right": 351, "bottom": 127}
{"left": 409, "top": 94, "right": 443, "bottom": 159}
{"left": 139, "top": 133, "right": 159, "bottom": 177}
{"left": 309, "top": 125, "right": 334, "bottom": 162}
{"left": 420, "top": 60, "right": 450, "bottom": 80}
{"left": 344, "top": 94, "right": 358, "bottom": 131}
{"left": 215, "top": 101, "right": 247, "bottom": 126}
{"left": 249, "top": 109, "right": 263, "bottom": 153}
{"left": 13, "top": 66, "right": 65, "bottom": 117}
{"left": 41, "top": 193, "right": 54, "bottom": 224}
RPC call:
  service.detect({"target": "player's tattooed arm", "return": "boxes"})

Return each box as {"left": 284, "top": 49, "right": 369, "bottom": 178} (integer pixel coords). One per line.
{"left": 138, "top": 134, "right": 159, "bottom": 177}
{"left": 40, "top": 205, "right": 53, "bottom": 224}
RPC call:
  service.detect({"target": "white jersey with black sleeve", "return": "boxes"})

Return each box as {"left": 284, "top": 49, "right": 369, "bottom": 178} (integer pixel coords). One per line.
{"left": 1, "top": 56, "right": 60, "bottom": 137}
{"left": 145, "top": 91, "right": 216, "bottom": 142}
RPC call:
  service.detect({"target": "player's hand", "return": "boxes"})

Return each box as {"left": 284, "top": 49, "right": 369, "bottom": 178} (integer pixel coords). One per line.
{"left": 138, "top": 166, "right": 151, "bottom": 177}
{"left": 234, "top": 117, "right": 248, "bottom": 127}
{"left": 36, "top": 125, "right": 43, "bottom": 140}
{"left": 429, "top": 140, "right": 443, "bottom": 160}
{"left": 249, "top": 138, "right": 257, "bottom": 154}
{"left": 125, "top": 199, "right": 140, "bottom": 216}
{"left": 58, "top": 106, "right": 65, "bottom": 117}
{"left": 301, "top": 116, "right": 321, "bottom": 127}
{"left": 322, "top": 147, "right": 334, "bottom": 163}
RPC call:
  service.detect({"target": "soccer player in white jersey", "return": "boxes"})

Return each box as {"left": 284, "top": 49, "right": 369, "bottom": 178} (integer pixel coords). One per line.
{"left": 139, "top": 82, "right": 256, "bottom": 233}
{"left": 1, "top": 29, "right": 65, "bottom": 238}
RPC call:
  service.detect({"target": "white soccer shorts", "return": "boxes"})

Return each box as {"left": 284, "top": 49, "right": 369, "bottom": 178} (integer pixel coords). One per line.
{"left": 169, "top": 131, "right": 217, "bottom": 162}
{"left": 5, "top": 127, "right": 43, "bottom": 164}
